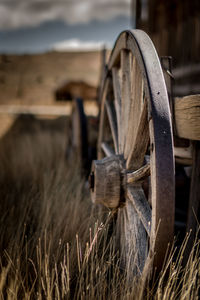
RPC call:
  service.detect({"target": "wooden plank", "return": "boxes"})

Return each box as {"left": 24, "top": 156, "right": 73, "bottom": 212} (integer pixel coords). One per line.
{"left": 187, "top": 142, "right": 200, "bottom": 233}
{"left": 173, "top": 63, "right": 200, "bottom": 79}
{"left": 174, "top": 145, "right": 192, "bottom": 164}
{"left": 0, "top": 102, "right": 99, "bottom": 117}
{"left": 0, "top": 104, "right": 71, "bottom": 116}
{"left": 174, "top": 95, "right": 200, "bottom": 140}
{"left": 174, "top": 145, "right": 192, "bottom": 159}
{"left": 184, "top": 141, "right": 200, "bottom": 262}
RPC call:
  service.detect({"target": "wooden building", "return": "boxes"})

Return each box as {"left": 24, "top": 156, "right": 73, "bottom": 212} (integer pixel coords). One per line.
{"left": 133, "top": 0, "right": 200, "bottom": 96}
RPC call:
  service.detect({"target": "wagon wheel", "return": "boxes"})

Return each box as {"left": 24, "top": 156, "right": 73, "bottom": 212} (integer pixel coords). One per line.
{"left": 90, "top": 30, "right": 175, "bottom": 275}
{"left": 69, "top": 98, "right": 88, "bottom": 171}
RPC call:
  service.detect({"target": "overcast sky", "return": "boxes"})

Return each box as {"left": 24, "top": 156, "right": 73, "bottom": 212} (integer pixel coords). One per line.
{"left": 0, "top": 0, "right": 131, "bottom": 30}
{"left": 0, "top": 0, "right": 132, "bottom": 53}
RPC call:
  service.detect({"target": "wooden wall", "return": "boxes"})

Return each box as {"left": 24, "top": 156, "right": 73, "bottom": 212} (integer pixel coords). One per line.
{"left": 135, "top": 0, "right": 200, "bottom": 66}
{"left": 134, "top": 0, "right": 200, "bottom": 95}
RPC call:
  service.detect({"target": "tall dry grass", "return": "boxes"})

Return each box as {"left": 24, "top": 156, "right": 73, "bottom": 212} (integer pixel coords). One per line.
{"left": 0, "top": 114, "right": 199, "bottom": 299}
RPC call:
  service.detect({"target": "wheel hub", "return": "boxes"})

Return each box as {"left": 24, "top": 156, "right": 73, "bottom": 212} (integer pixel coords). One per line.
{"left": 89, "top": 155, "right": 124, "bottom": 208}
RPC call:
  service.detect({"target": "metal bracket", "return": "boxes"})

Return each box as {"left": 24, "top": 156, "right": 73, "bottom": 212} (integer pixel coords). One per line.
{"left": 160, "top": 56, "right": 177, "bottom": 136}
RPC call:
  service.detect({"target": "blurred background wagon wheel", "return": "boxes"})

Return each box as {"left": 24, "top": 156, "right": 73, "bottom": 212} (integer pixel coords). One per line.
{"left": 68, "top": 98, "right": 89, "bottom": 173}
{"left": 90, "top": 30, "right": 175, "bottom": 277}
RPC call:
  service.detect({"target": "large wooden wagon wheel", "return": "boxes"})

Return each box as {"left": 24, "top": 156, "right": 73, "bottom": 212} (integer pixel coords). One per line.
{"left": 90, "top": 30, "right": 175, "bottom": 275}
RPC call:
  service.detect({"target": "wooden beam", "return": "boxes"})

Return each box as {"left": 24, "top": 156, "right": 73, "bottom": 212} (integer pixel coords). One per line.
{"left": 174, "top": 95, "right": 200, "bottom": 140}
{"left": 0, "top": 104, "right": 71, "bottom": 116}
{"left": 184, "top": 141, "right": 200, "bottom": 264}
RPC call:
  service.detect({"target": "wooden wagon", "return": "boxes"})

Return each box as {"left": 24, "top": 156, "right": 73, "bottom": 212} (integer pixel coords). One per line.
{"left": 70, "top": 0, "right": 200, "bottom": 276}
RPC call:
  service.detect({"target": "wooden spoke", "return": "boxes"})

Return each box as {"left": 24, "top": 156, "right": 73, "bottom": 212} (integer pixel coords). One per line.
{"left": 126, "top": 100, "right": 149, "bottom": 170}
{"left": 121, "top": 49, "right": 131, "bottom": 154}
{"left": 97, "top": 78, "right": 111, "bottom": 159}
{"left": 112, "top": 67, "right": 121, "bottom": 109}
{"left": 105, "top": 100, "right": 118, "bottom": 153}
{"left": 101, "top": 142, "right": 115, "bottom": 157}
{"left": 116, "top": 198, "right": 147, "bottom": 274}
{"left": 112, "top": 67, "right": 122, "bottom": 153}
{"left": 127, "top": 186, "right": 151, "bottom": 236}
{"left": 124, "top": 56, "right": 144, "bottom": 161}
{"left": 126, "top": 163, "right": 150, "bottom": 184}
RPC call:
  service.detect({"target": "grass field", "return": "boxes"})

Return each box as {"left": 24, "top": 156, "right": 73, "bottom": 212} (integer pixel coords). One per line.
{"left": 0, "top": 115, "right": 199, "bottom": 299}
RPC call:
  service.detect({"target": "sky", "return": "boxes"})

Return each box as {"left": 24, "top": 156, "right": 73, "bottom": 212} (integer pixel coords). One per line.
{"left": 0, "top": 0, "right": 132, "bottom": 53}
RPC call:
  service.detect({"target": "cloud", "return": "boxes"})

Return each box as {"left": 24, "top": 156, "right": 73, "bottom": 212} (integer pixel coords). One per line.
{"left": 0, "top": 0, "right": 131, "bottom": 30}
{"left": 52, "top": 38, "right": 105, "bottom": 51}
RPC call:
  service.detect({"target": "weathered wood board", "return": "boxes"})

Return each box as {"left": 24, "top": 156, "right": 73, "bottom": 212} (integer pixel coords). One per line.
{"left": 174, "top": 95, "right": 200, "bottom": 140}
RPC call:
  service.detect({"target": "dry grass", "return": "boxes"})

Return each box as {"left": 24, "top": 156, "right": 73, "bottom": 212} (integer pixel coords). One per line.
{"left": 0, "top": 115, "right": 199, "bottom": 299}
